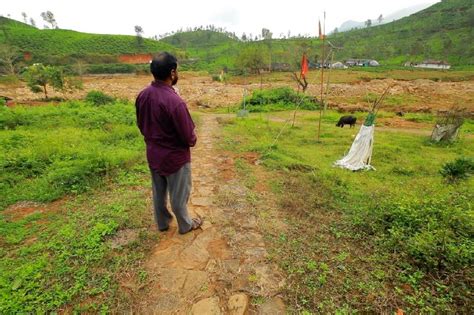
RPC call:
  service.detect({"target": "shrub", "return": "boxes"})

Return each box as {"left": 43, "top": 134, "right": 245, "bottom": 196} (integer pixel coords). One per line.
{"left": 242, "top": 87, "right": 319, "bottom": 112}
{"left": 86, "top": 63, "right": 136, "bottom": 74}
{"left": 22, "top": 64, "right": 82, "bottom": 99}
{"left": 354, "top": 194, "right": 473, "bottom": 271}
{"left": 440, "top": 157, "right": 474, "bottom": 182}
{"left": 85, "top": 90, "right": 115, "bottom": 106}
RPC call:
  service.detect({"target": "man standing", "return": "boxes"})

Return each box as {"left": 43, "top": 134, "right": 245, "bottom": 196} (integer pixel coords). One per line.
{"left": 135, "top": 52, "right": 202, "bottom": 234}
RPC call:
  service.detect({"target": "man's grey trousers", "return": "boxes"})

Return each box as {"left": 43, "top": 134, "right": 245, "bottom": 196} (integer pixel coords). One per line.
{"left": 150, "top": 163, "right": 193, "bottom": 234}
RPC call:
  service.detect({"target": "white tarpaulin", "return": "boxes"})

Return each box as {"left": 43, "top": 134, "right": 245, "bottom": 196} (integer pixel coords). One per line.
{"left": 334, "top": 125, "right": 375, "bottom": 171}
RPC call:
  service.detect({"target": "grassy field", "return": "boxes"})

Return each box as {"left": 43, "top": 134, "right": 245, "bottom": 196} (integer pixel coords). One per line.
{"left": 0, "top": 100, "right": 155, "bottom": 312}
{"left": 220, "top": 110, "right": 473, "bottom": 312}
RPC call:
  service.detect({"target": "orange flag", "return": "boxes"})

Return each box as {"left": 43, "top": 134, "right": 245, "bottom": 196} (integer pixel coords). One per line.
{"left": 301, "top": 54, "right": 309, "bottom": 78}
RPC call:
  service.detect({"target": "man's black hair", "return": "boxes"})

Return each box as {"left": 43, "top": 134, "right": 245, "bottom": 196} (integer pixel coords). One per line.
{"left": 150, "top": 52, "right": 177, "bottom": 80}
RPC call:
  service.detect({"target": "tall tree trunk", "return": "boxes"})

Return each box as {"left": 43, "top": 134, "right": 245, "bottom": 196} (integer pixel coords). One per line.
{"left": 43, "top": 84, "right": 48, "bottom": 99}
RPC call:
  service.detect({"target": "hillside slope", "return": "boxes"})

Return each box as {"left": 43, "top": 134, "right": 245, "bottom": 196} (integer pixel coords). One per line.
{"left": 330, "top": 0, "right": 474, "bottom": 65}
{"left": 162, "top": 0, "right": 473, "bottom": 70}
{"left": 0, "top": 17, "right": 178, "bottom": 64}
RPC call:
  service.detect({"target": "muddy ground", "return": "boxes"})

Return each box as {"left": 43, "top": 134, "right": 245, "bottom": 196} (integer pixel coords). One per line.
{"left": 1, "top": 72, "right": 473, "bottom": 114}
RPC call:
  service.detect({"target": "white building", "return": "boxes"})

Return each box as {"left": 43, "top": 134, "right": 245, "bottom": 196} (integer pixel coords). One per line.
{"left": 413, "top": 60, "right": 451, "bottom": 70}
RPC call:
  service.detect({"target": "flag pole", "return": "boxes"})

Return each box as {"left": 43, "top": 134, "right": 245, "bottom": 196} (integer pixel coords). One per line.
{"left": 317, "top": 13, "right": 326, "bottom": 142}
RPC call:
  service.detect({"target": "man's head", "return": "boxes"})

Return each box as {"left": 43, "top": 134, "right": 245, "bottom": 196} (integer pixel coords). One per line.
{"left": 150, "top": 52, "right": 178, "bottom": 85}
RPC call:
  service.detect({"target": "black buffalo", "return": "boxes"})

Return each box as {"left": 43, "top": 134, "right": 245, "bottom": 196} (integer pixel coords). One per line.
{"left": 336, "top": 115, "right": 357, "bottom": 128}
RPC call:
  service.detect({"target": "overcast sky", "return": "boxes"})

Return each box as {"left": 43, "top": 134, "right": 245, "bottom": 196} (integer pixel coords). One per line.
{"left": 3, "top": 0, "right": 439, "bottom": 38}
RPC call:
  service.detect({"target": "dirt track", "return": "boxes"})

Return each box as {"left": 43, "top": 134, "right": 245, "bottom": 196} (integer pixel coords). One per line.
{"left": 2, "top": 73, "right": 473, "bottom": 114}
{"left": 128, "top": 115, "right": 286, "bottom": 314}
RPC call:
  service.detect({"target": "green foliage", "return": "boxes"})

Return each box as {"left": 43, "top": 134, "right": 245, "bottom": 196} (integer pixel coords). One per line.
{"left": 86, "top": 63, "right": 136, "bottom": 74}
{"left": 22, "top": 63, "right": 82, "bottom": 99}
{"left": 236, "top": 45, "right": 270, "bottom": 74}
{"left": 1, "top": 0, "right": 472, "bottom": 74}
{"left": 243, "top": 87, "right": 319, "bottom": 112}
{"left": 0, "top": 101, "right": 142, "bottom": 209}
{"left": 161, "top": 30, "right": 236, "bottom": 48}
{"left": 330, "top": 0, "right": 474, "bottom": 65}
{"left": 355, "top": 194, "right": 473, "bottom": 271}
{"left": 85, "top": 90, "right": 115, "bottom": 106}
{"left": 440, "top": 157, "right": 474, "bottom": 182}
{"left": 0, "top": 16, "right": 179, "bottom": 64}
{"left": 221, "top": 111, "right": 473, "bottom": 311}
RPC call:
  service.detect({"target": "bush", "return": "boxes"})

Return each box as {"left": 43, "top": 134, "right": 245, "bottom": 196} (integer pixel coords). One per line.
{"left": 242, "top": 87, "right": 319, "bottom": 112}
{"left": 440, "top": 157, "right": 474, "bottom": 182}
{"left": 0, "top": 101, "right": 142, "bottom": 209}
{"left": 85, "top": 90, "right": 115, "bottom": 105}
{"left": 86, "top": 63, "right": 136, "bottom": 74}
{"left": 354, "top": 194, "right": 473, "bottom": 271}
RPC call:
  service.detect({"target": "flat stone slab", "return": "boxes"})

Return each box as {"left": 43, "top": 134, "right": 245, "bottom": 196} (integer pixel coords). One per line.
{"left": 228, "top": 293, "right": 249, "bottom": 315}
{"left": 191, "top": 296, "right": 221, "bottom": 315}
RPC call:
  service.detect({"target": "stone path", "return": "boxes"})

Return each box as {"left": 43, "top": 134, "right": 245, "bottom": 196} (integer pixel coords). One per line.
{"left": 134, "top": 114, "right": 286, "bottom": 314}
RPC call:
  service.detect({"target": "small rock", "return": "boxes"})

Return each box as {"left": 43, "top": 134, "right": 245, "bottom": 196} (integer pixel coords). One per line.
{"left": 192, "top": 297, "right": 221, "bottom": 315}
{"left": 228, "top": 293, "right": 249, "bottom": 315}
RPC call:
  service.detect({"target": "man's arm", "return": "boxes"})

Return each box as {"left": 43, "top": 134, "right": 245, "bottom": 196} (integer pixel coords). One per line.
{"left": 171, "top": 101, "right": 197, "bottom": 147}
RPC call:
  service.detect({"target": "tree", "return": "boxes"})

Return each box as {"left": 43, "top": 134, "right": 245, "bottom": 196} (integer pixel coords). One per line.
{"left": 377, "top": 14, "right": 383, "bottom": 24}
{"left": 23, "top": 64, "right": 81, "bottom": 99}
{"left": 29, "top": 18, "right": 36, "bottom": 27}
{"left": 365, "top": 19, "right": 372, "bottom": 28}
{"left": 134, "top": 25, "right": 144, "bottom": 48}
{"left": 236, "top": 45, "right": 270, "bottom": 74}
{"left": 21, "top": 12, "right": 27, "bottom": 24}
{"left": 241, "top": 33, "right": 247, "bottom": 41}
{"left": 261, "top": 28, "right": 272, "bottom": 40}
{"left": 0, "top": 44, "right": 22, "bottom": 75}
{"left": 40, "top": 11, "right": 58, "bottom": 29}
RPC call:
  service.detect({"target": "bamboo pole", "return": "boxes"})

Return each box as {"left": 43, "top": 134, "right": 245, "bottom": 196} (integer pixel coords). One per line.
{"left": 317, "top": 14, "right": 326, "bottom": 142}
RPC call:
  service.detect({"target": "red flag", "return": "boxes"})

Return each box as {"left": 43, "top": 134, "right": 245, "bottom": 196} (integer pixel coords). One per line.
{"left": 301, "top": 54, "right": 309, "bottom": 78}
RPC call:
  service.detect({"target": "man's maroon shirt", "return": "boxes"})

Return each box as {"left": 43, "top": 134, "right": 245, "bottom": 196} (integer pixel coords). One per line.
{"left": 135, "top": 81, "right": 196, "bottom": 176}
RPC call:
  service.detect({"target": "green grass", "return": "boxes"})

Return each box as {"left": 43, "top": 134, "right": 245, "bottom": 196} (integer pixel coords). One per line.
{"left": 220, "top": 110, "right": 473, "bottom": 312}
{"left": 0, "top": 100, "right": 151, "bottom": 311}
{"left": 0, "top": 165, "right": 155, "bottom": 313}
{"left": 0, "top": 100, "right": 201, "bottom": 312}
{"left": 0, "top": 101, "right": 143, "bottom": 210}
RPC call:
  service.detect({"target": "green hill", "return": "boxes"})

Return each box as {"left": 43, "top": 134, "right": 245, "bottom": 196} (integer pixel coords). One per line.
{"left": 161, "top": 30, "right": 237, "bottom": 49}
{"left": 174, "top": 0, "right": 473, "bottom": 70}
{"left": 0, "top": 17, "right": 179, "bottom": 64}
{"left": 330, "top": 0, "right": 474, "bottom": 65}
{"left": 1, "top": 0, "right": 472, "bottom": 71}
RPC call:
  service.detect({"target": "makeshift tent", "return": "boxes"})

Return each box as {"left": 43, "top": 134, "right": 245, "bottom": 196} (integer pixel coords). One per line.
{"left": 334, "top": 87, "right": 391, "bottom": 171}
{"left": 334, "top": 113, "right": 375, "bottom": 171}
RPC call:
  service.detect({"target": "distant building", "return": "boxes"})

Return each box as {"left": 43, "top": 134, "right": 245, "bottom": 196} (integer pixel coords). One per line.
{"left": 330, "top": 61, "right": 347, "bottom": 69}
{"left": 412, "top": 60, "right": 451, "bottom": 70}
{"left": 310, "top": 61, "right": 331, "bottom": 69}
{"left": 344, "top": 59, "right": 379, "bottom": 67}
{"left": 369, "top": 60, "right": 380, "bottom": 66}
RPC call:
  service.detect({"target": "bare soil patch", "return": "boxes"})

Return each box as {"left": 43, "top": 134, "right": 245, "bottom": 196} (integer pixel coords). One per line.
{"left": 2, "top": 73, "right": 472, "bottom": 114}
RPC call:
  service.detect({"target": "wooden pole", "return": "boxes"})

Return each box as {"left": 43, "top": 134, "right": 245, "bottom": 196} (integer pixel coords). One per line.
{"left": 317, "top": 14, "right": 326, "bottom": 142}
